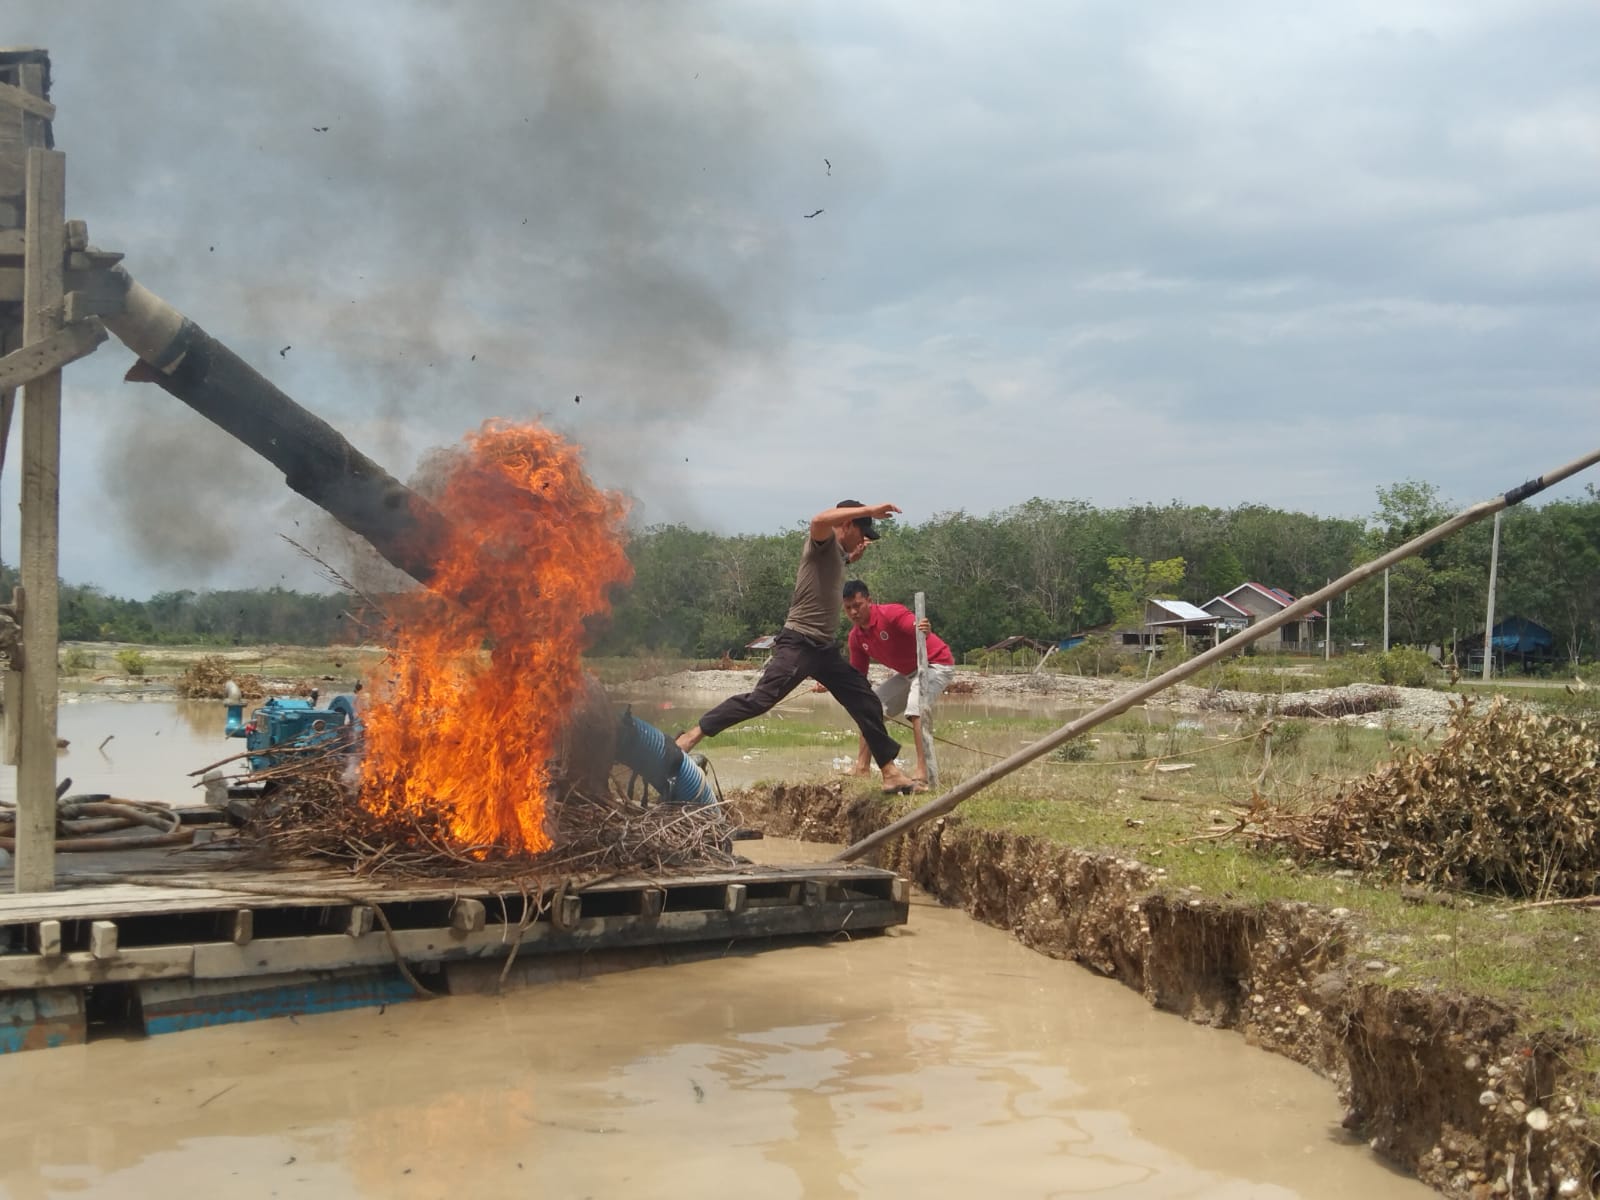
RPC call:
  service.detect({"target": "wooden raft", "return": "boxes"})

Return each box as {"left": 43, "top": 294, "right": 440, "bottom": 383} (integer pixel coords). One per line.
{"left": 0, "top": 854, "right": 910, "bottom": 1052}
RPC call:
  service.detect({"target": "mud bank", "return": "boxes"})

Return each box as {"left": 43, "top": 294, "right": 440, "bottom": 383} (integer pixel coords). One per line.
{"left": 736, "top": 782, "right": 1599, "bottom": 1200}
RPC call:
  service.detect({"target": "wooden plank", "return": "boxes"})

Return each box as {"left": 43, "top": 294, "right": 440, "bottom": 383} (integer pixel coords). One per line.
{"left": 0, "top": 319, "right": 106, "bottom": 393}
{"left": 193, "top": 899, "right": 906, "bottom": 981}
{"left": 449, "top": 897, "right": 485, "bottom": 933}
{"left": 0, "top": 79, "right": 53, "bottom": 120}
{"left": 88, "top": 921, "right": 118, "bottom": 959}
{"left": 1, "top": 668, "right": 19, "bottom": 766}
{"left": 230, "top": 910, "right": 253, "bottom": 946}
{"left": 0, "top": 863, "right": 903, "bottom": 922}
{"left": 14, "top": 147, "right": 65, "bottom": 893}
{"left": 0, "top": 946, "right": 193, "bottom": 990}
{"left": 33, "top": 918, "right": 59, "bottom": 957}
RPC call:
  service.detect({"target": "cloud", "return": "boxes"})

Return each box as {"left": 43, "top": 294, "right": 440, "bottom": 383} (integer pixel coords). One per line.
{"left": 4, "top": 0, "right": 1596, "bottom": 596}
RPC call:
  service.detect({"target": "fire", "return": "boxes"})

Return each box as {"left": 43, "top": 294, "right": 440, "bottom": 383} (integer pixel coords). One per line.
{"left": 357, "top": 420, "right": 631, "bottom": 855}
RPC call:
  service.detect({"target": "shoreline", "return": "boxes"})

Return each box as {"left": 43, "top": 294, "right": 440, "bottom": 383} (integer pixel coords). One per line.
{"left": 735, "top": 782, "right": 1597, "bottom": 1200}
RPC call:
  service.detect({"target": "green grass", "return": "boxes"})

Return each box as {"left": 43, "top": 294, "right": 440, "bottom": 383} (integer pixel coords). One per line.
{"left": 820, "top": 716, "right": 1600, "bottom": 1033}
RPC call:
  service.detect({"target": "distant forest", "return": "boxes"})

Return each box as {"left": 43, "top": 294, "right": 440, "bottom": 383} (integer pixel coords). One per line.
{"left": 15, "top": 482, "right": 1600, "bottom": 666}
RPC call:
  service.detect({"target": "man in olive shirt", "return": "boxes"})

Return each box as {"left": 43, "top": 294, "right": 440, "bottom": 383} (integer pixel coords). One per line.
{"left": 675, "top": 501, "right": 918, "bottom": 794}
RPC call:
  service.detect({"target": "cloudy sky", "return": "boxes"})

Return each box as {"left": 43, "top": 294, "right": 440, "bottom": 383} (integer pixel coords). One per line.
{"left": 6, "top": 0, "right": 1598, "bottom": 597}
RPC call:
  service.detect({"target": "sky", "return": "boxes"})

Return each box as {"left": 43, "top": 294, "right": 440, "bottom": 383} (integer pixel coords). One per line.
{"left": 5, "top": 0, "right": 1598, "bottom": 598}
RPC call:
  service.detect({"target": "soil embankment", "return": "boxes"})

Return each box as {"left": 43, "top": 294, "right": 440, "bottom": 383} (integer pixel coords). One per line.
{"left": 736, "top": 781, "right": 1599, "bottom": 1200}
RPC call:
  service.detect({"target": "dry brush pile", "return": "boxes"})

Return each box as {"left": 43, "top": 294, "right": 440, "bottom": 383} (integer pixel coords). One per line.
{"left": 175, "top": 655, "right": 268, "bottom": 700}
{"left": 1237, "top": 698, "right": 1600, "bottom": 899}
{"left": 231, "top": 735, "right": 740, "bottom": 885}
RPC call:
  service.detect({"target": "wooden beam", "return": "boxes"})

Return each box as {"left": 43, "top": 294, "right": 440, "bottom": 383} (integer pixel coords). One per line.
{"left": 0, "top": 80, "right": 53, "bottom": 120}
{"left": 449, "top": 897, "right": 486, "bottom": 933}
{"left": 230, "top": 909, "right": 253, "bottom": 946}
{"left": 723, "top": 883, "right": 748, "bottom": 914}
{"left": 14, "top": 147, "right": 65, "bottom": 893}
{"left": 88, "top": 921, "right": 118, "bottom": 959}
{"left": 33, "top": 918, "right": 60, "bottom": 957}
{"left": 0, "top": 319, "right": 105, "bottom": 393}
{"left": 0, "top": 945, "right": 194, "bottom": 990}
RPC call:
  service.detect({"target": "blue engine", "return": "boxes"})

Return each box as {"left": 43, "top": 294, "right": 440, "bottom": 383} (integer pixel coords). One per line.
{"left": 224, "top": 693, "right": 361, "bottom": 771}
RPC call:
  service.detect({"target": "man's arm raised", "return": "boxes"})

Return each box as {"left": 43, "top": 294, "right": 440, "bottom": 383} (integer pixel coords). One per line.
{"left": 808, "top": 502, "right": 902, "bottom": 542}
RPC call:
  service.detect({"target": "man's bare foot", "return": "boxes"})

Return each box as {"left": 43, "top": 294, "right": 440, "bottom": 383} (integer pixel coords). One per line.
{"left": 846, "top": 765, "right": 872, "bottom": 778}
{"left": 675, "top": 726, "right": 704, "bottom": 754}
{"left": 880, "top": 762, "right": 916, "bottom": 794}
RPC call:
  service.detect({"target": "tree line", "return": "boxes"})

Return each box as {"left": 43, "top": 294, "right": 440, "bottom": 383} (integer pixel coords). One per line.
{"left": 599, "top": 484, "right": 1600, "bottom": 667}
{"left": 12, "top": 483, "right": 1599, "bottom": 667}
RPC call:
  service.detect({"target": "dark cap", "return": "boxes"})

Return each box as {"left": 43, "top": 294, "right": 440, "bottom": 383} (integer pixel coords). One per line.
{"left": 835, "top": 499, "right": 881, "bottom": 540}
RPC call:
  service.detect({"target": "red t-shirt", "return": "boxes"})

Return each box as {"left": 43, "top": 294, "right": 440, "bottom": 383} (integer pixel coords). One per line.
{"left": 848, "top": 602, "right": 955, "bottom": 676}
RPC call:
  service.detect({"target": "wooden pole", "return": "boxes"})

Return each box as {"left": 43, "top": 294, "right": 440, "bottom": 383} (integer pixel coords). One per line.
{"left": 14, "top": 146, "right": 65, "bottom": 892}
{"left": 832, "top": 446, "right": 1600, "bottom": 863}
{"left": 1481, "top": 510, "right": 1502, "bottom": 681}
{"left": 913, "top": 591, "right": 937, "bottom": 788}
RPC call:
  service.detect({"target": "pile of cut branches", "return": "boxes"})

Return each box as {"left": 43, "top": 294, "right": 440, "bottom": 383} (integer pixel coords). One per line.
{"left": 1231, "top": 698, "right": 1600, "bottom": 899}
{"left": 232, "top": 750, "right": 740, "bottom": 883}
{"left": 1273, "top": 686, "right": 1401, "bottom": 719}
{"left": 176, "top": 655, "right": 267, "bottom": 699}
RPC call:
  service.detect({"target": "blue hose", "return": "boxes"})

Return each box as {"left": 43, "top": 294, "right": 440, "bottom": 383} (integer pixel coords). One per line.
{"left": 615, "top": 712, "right": 718, "bottom": 806}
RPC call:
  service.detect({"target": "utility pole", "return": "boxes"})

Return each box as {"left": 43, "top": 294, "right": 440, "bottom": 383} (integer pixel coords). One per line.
{"left": 913, "top": 591, "right": 938, "bottom": 788}
{"left": 1324, "top": 579, "right": 1332, "bottom": 661}
{"left": 1482, "top": 511, "right": 1502, "bottom": 681}
{"left": 1382, "top": 569, "right": 1390, "bottom": 653}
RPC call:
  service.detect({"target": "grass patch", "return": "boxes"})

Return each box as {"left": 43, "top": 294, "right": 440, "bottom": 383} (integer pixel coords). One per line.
{"left": 834, "top": 714, "right": 1600, "bottom": 1033}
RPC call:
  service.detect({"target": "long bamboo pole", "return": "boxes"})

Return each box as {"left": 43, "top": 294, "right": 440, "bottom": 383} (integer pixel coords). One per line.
{"left": 833, "top": 446, "right": 1600, "bottom": 863}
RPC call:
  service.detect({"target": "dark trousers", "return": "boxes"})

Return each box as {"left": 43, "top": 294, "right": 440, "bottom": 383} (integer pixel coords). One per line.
{"left": 698, "top": 630, "right": 901, "bottom": 767}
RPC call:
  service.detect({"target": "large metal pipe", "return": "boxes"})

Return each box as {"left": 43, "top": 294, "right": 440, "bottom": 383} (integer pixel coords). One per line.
{"left": 100, "top": 265, "right": 451, "bottom": 587}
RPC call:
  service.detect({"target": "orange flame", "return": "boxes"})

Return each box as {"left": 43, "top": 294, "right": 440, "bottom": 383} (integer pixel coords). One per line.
{"left": 358, "top": 421, "right": 631, "bottom": 855}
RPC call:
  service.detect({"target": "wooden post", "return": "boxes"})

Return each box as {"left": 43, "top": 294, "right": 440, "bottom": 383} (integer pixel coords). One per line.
{"left": 913, "top": 591, "right": 938, "bottom": 788}
{"left": 14, "top": 146, "right": 65, "bottom": 893}
{"left": 1482, "top": 511, "right": 1502, "bottom": 681}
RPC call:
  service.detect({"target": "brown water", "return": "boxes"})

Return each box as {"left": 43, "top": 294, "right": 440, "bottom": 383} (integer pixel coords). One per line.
{"left": 2, "top": 704, "right": 1426, "bottom": 1196}
{"left": 0, "top": 834, "right": 1427, "bottom": 1198}
{"left": 15, "top": 696, "right": 1217, "bottom": 804}
{"left": 1, "top": 699, "right": 231, "bottom": 811}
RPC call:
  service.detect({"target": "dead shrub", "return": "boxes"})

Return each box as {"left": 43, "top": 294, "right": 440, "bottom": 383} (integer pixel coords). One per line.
{"left": 1239, "top": 698, "right": 1600, "bottom": 899}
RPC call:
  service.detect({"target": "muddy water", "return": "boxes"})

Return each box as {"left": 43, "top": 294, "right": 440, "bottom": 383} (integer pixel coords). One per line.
{"left": 0, "top": 837, "right": 1426, "bottom": 1198}
{"left": 0, "top": 699, "right": 230, "bottom": 810}
{"left": 12, "top": 696, "right": 1217, "bottom": 804}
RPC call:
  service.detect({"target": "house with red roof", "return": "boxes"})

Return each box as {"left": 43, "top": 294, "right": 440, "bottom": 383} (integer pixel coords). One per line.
{"left": 1202, "top": 583, "right": 1324, "bottom": 653}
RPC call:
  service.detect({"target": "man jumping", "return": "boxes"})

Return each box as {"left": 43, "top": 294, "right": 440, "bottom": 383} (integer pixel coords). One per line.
{"left": 675, "top": 502, "right": 919, "bottom": 795}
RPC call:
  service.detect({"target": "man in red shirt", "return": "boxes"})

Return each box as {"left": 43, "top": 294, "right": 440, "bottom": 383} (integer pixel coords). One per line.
{"left": 842, "top": 580, "right": 957, "bottom": 787}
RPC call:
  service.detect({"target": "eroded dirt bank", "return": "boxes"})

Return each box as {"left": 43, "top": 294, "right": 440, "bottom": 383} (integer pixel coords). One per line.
{"left": 735, "top": 782, "right": 1599, "bottom": 1200}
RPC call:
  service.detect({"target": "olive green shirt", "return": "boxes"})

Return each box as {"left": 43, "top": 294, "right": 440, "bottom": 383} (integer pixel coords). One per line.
{"left": 783, "top": 533, "right": 847, "bottom": 643}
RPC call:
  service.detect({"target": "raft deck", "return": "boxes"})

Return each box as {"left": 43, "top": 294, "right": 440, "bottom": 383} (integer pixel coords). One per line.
{"left": 0, "top": 847, "right": 909, "bottom": 1052}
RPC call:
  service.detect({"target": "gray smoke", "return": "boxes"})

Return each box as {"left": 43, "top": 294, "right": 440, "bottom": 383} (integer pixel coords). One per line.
{"left": 19, "top": 0, "right": 856, "bottom": 592}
